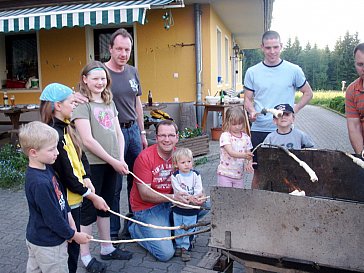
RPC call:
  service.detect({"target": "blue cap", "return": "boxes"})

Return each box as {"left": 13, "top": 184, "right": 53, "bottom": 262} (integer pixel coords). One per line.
{"left": 274, "top": 104, "right": 294, "bottom": 113}
{"left": 40, "top": 83, "right": 73, "bottom": 102}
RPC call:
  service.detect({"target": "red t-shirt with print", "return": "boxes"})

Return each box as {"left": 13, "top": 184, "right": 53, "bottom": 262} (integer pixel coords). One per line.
{"left": 130, "top": 144, "right": 173, "bottom": 212}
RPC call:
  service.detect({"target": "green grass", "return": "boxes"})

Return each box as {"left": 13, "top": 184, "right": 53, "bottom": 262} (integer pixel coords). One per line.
{"left": 296, "top": 90, "right": 345, "bottom": 114}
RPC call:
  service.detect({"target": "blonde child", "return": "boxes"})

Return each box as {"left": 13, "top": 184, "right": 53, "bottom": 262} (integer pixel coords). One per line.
{"left": 19, "top": 121, "right": 92, "bottom": 273}
{"left": 39, "top": 83, "right": 109, "bottom": 273}
{"left": 171, "top": 148, "right": 204, "bottom": 262}
{"left": 217, "top": 106, "right": 254, "bottom": 188}
{"left": 72, "top": 61, "right": 132, "bottom": 272}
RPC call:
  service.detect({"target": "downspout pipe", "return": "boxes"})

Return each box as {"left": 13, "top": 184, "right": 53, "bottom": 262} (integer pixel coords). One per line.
{"left": 194, "top": 3, "right": 202, "bottom": 125}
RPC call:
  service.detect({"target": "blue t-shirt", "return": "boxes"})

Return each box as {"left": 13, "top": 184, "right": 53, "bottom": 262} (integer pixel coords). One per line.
{"left": 244, "top": 60, "right": 306, "bottom": 132}
{"left": 25, "top": 165, "right": 74, "bottom": 247}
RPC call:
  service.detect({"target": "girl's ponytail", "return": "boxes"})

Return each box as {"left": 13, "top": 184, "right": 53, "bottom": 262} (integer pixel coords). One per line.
{"left": 39, "top": 101, "right": 54, "bottom": 125}
{"left": 67, "top": 123, "right": 83, "bottom": 159}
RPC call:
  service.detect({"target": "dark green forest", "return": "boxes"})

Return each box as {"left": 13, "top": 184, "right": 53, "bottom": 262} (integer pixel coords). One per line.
{"left": 242, "top": 31, "right": 360, "bottom": 90}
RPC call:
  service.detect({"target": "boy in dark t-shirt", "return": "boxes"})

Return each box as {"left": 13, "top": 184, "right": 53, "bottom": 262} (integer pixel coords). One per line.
{"left": 19, "top": 121, "right": 92, "bottom": 273}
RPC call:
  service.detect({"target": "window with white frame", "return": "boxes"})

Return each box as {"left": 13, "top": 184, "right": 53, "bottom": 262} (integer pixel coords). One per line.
{"left": 216, "top": 28, "right": 222, "bottom": 84}
{"left": 224, "top": 36, "right": 229, "bottom": 85}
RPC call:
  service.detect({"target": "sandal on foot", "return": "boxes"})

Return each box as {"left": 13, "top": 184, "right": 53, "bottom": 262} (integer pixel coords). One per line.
{"left": 174, "top": 248, "right": 182, "bottom": 257}
{"left": 181, "top": 249, "right": 191, "bottom": 262}
{"left": 100, "top": 248, "right": 133, "bottom": 260}
{"left": 85, "top": 258, "right": 107, "bottom": 273}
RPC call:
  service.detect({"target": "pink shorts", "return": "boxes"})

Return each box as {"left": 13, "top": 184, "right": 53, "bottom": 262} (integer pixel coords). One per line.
{"left": 217, "top": 175, "right": 244, "bottom": 188}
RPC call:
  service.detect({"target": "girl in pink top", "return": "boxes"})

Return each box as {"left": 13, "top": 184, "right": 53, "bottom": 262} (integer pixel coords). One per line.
{"left": 217, "top": 106, "right": 254, "bottom": 188}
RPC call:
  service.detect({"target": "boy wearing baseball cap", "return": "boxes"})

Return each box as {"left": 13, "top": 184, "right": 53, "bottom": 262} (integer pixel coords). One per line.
{"left": 263, "top": 104, "right": 314, "bottom": 149}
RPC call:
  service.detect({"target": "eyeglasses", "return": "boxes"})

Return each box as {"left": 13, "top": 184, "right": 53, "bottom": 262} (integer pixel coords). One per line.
{"left": 157, "top": 134, "right": 177, "bottom": 139}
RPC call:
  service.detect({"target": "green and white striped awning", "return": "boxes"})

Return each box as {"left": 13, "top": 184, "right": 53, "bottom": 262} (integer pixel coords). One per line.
{"left": 0, "top": 0, "right": 180, "bottom": 33}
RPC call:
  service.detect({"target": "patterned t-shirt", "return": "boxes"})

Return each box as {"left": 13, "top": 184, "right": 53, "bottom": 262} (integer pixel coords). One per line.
{"left": 217, "top": 131, "right": 253, "bottom": 179}
{"left": 72, "top": 101, "right": 120, "bottom": 164}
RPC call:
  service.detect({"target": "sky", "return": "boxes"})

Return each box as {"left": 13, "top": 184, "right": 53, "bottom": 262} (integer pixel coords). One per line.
{"left": 270, "top": 0, "right": 364, "bottom": 50}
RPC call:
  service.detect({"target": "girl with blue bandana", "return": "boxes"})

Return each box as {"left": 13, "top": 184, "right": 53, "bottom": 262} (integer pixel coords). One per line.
{"left": 39, "top": 83, "right": 110, "bottom": 273}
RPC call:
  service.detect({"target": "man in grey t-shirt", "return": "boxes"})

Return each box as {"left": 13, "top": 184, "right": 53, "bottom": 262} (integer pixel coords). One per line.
{"left": 104, "top": 28, "right": 148, "bottom": 240}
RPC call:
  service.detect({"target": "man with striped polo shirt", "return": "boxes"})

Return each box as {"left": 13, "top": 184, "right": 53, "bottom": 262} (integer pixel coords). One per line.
{"left": 346, "top": 43, "right": 364, "bottom": 157}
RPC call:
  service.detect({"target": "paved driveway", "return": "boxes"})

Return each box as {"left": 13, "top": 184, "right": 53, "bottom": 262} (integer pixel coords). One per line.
{"left": 0, "top": 105, "right": 353, "bottom": 273}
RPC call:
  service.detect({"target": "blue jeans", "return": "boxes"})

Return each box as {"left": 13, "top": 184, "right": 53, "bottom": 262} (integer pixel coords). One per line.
{"left": 173, "top": 212, "right": 197, "bottom": 250}
{"left": 129, "top": 203, "right": 175, "bottom": 262}
{"left": 110, "top": 123, "right": 142, "bottom": 237}
{"left": 129, "top": 202, "right": 210, "bottom": 262}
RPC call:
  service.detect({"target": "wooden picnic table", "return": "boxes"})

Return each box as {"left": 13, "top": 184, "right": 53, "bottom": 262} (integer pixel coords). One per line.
{"left": 0, "top": 105, "right": 39, "bottom": 144}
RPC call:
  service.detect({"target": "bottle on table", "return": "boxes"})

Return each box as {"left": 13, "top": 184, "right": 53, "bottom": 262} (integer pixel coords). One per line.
{"left": 10, "top": 95, "right": 15, "bottom": 106}
{"left": 3, "top": 91, "right": 8, "bottom": 106}
{"left": 148, "top": 90, "right": 153, "bottom": 106}
{"left": 220, "top": 90, "right": 224, "bottom": 105}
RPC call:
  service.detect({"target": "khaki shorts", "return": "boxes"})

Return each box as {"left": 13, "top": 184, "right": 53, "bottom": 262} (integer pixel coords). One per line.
{"left": 26, "top": 240, "right": 68, "bottom": 273}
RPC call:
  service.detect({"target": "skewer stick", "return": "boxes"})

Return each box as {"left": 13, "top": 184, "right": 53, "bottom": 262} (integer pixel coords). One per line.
{"left": 257, "top": 144, "right": 318, "bottom": 183}
{"left": 243, "top": 108, "right": 251, "bottom": 137}
{"left": 108, "top": 209, "right": 180, "bottom": 230}
{"left": 129, "top": 171, "right": 202, "bottom": 210}
{"left": 261, "top": 108, "right": 283, "bottom": 118}
{"left": 91, "top": 227, "right": 211, "bottom": 244}
{"left": 344, "top": 152, "right": 364, "bottom": 168}
{"left": 197, "top": 195, "right": 210, "bottom": 201}
{"left": 108, "top": 209, "right": 210, "bottom": 231}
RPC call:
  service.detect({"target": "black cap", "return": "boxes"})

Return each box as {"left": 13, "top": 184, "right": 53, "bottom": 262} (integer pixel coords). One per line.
{"left": 274, "top": 104, "right": 294, "bottom": 113}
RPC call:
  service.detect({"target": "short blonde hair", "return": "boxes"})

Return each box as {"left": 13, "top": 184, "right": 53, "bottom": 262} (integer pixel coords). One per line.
{"left": 19, "top": 121, "right": 59, "bottom": 156}
{"left": 172, "top": 147, "right": 193, "bottom": 166}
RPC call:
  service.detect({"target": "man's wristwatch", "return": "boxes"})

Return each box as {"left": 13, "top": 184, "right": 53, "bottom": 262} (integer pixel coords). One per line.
{"left": 361, "top": 149, "right": 364, "bottom": 159}
{"left": 140, "top": 130, "right": 146, "bottom": 135}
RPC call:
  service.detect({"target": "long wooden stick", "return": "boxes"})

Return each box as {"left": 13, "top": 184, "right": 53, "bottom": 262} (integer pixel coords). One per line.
{"left": 243, "top": 108, "right": 251, "bottom": 137}
{"left": 90, "top": 227, "right": 211, "bottom": 244}
{"left": 130, "top": 171, "right": 202, "bottom": 210}
{"left": 108, "top": 209, "right": 210, "bottom": 231}
{"left": 108, "top": 209, "right": 179, "bottom": 230}
{"left": 344, "top": 152, "right": 364, "bottom": 168}
{"left": 257, "top": 144, "right": 318, "bottom": 183}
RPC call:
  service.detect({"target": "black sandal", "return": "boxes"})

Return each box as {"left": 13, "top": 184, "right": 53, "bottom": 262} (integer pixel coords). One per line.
{"left": 100, "top": 248, "right": 133, "bottom": 260}
{"left": 85, "top": 258, "right": 107, "bottom": 273}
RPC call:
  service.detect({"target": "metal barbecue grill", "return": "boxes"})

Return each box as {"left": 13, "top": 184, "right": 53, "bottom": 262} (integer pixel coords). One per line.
{"left": 210, "top": 148, "right": 364, "bottom": 273}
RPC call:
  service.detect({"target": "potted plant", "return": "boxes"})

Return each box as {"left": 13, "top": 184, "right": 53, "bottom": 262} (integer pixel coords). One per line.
{"left": 176, "top": 126, "right": 209, "bottom": 157}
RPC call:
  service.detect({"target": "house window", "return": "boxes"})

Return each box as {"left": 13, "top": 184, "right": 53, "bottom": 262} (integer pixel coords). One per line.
{"left": 5, "top": 33, "right": 38, "bottom": 83}
{"left": 224, "top": 36, "right": 229, "bottom": 84}
{"left": 216, "top": 28, "right": 222, "bottom": 84}
{"left": 94, "top": 27, "right": 134, "bottom": 65}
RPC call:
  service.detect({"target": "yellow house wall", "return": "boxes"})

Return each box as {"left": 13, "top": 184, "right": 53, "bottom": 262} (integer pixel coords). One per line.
{"left": 39, "top": 28, "right": 87, "bottom": 88}
{"left": 11, "top": 5, "right": 243, "bottom": 105}
{"left": 136, "top": 7, "right": 196, "bottom": 103}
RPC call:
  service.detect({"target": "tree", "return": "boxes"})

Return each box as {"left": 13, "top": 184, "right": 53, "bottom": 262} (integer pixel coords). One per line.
{"left": 282, "top": 37, "right": 302, "bottom": 65}
{"left": 241, "top": 31, "right": 361, "bottom": 91}
{"left": 333, "top": 31, "right": 360, "bottom": 89}
{"left": 242, "top": 48, "right": 263, "bottom": 79}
